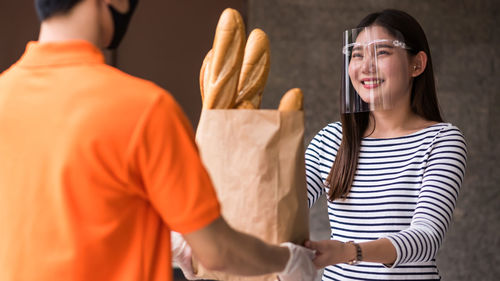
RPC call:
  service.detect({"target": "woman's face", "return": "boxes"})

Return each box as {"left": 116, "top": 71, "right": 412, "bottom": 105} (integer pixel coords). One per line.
{"left": 348, "top": 25, "right": 413, "bottom": 110}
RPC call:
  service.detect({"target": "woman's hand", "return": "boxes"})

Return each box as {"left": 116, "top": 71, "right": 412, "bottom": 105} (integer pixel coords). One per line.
{"left": 305, "top": 240, "right": 353, "bottom": 268}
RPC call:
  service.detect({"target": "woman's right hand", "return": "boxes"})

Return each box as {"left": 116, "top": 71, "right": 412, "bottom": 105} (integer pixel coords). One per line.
{"left": 305, "top": 240, "right": 353, "bottom": 268}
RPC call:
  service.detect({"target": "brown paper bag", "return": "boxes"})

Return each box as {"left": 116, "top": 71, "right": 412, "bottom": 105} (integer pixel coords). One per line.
{"left": 193, "top": 109, "right": 309, "bottom": 281}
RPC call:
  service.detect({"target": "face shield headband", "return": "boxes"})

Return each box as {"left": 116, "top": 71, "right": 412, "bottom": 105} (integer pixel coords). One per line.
{"left": 340, "top": 27, "right": 412, "bottom": 113}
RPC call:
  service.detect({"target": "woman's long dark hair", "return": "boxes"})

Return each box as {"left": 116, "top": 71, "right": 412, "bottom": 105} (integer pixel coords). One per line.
{"left": 326, "top": 9, "right": 444, "bottom": 201}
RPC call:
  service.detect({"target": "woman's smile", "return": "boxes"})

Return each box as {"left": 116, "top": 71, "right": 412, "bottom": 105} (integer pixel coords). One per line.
{"left": 361, "top": 78, "right": 385, "bottom": 89}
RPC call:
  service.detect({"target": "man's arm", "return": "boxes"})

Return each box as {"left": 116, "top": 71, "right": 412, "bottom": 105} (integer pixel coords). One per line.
{"left": 183, "top": 217, "right": 289, "bottom": 275}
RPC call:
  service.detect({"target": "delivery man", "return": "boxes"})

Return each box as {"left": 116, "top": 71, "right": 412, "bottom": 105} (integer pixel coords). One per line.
{"left": 0, "top": 0, "right": 317, "bottom": 280}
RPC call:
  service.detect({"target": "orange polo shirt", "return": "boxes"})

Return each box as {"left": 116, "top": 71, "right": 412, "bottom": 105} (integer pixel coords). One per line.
{"left": 0, "top": 41, "right": 221, "bottom": 281}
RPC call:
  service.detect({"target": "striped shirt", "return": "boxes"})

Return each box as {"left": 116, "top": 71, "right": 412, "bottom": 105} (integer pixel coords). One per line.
{"left": 306, "top": 122, "right": 467, "bottom": 281}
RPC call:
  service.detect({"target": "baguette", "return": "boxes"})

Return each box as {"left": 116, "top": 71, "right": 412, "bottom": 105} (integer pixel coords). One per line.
{"left": 278, "top": 88, "right": 303, "bottom": 111}
{"left": 236, "top": 100, "right": 256, "bottom": 109}
{"left": 235, "top": 28, "right": 270, "bottom": 109}
{"left": 203, "top": 8, "right": 246, "bottom": 109}
{"left": 199, "top": 49, "right": 212, "bottom": 102}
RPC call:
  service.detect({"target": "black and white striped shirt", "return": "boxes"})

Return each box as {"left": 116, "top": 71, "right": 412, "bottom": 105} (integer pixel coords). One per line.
{"left": 306, "top": 122, "right": 467, "bottom": 280}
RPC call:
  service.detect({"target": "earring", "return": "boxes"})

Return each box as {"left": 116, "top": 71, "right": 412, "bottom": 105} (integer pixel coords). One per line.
{"left": 413, "top": 65, "right": 418, "bottom": 70}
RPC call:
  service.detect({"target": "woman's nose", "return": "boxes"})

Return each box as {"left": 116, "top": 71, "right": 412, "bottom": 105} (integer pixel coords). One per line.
{"left": 361, "top": 53, "right": 376, "bottom": 73}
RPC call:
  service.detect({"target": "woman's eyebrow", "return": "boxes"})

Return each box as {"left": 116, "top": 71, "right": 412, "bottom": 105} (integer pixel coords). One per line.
{"left": 352, "top": 45, "right": 363, "bottom": 51}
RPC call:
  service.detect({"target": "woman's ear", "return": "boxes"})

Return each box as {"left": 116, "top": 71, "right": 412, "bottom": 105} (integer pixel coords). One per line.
{"left": 410, "top": 51, "right": 428, "bottom": 77}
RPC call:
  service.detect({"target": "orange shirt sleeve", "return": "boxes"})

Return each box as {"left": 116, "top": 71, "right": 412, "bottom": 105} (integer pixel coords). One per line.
{"left": 129, "top": 92, "right": 221, "bottom": 234}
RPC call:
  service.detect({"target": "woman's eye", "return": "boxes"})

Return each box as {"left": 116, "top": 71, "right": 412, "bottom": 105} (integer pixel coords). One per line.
{"left": 377, "top": 50, "right": 390, "bottom": 56}
{"left": 351, "top": 52, "right": 363, "bottom": 59}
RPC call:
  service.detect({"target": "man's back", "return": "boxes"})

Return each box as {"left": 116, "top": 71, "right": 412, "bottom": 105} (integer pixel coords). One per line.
{"left": 0, "top": 40, "right": 221, "bottom": 281}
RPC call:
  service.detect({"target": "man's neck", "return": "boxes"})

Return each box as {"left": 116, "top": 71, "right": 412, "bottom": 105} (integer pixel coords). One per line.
{"left": 38, "top": 0, "right": 104, "bottom": 47}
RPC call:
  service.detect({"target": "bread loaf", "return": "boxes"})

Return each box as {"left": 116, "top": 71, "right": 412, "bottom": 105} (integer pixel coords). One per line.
{"left": 199, "top": 49, "right": 212, "bottom": 102}
{"left": 236, "top": 100, "right": 256, "bottom": 109}
{"left": 278, "top": 88, "right": 303, "bottom": 111}
{"left": 235, "top": 28, "right": 270, "bottom": 109}
{"left": 203, "top": 8, "right": 246, "bottom": 109}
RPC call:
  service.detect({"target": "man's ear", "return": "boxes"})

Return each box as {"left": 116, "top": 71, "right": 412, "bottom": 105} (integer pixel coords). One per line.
{"left": 410, "top": 51, "right": 428, "bottom": 77}
{"left": 105, "top": 0, "right": 129, "bottom": 13}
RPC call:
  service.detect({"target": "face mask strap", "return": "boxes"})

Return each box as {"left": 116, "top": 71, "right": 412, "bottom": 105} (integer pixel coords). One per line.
{"left": 107, "top": 0, "right": 139, "bottom": 50}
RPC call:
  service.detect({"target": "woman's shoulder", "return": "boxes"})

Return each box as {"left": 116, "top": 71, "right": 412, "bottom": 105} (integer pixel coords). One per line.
{"left": 422, "top": 123, "right": 468, "bottom": 166}
{"left": 312, "top": 121, "right": 343, "bottom": 142}
{"left": 436, "top": 122, "right": 462, "bottom": 132}
{"left": 322, "top": 121, "right": 343, "bottom": 136}
{"left": 325, "top": 121, "right": 342, "bottom": 130}
{"left": 432, "top": 122, "right": 467, "bottom": 146}
{"left": 408, "top": 122, "right": 467, "bottom": 157}
{"left": 429, "top": 122, "right": 465, "bottom": 139}
{"left": 308, "top": 122, "right": 343, "bottom": 155}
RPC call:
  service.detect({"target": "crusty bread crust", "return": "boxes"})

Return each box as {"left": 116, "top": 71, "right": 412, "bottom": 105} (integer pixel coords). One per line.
{"left": 278, "top": 88, "right": 303, "bottom": 111}
{"left": 203, "top": 8, "right": 246, "bottom": 109}
{"left": 236, "top": 100, "right": 256, "bottom": 109}
{"left": 235, "top": 28, "right": 270, "bottom": 109}
{"left": 199, "top": 49, "right": 212, "bottom": 102}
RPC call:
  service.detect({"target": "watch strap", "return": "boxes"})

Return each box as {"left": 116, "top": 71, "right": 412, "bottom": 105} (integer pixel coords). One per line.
{"left": 346, "top": 241, "right": 362, "bottom": 265}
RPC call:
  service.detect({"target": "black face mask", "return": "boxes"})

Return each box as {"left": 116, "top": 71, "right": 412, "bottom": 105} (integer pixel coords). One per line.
{"left": 106, "top": 0, "right": 139, "bottom": 50}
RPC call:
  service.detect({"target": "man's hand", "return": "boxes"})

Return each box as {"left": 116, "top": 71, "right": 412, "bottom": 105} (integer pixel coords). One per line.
{"left": 277, "top": 242, "right": 317, "bottom": 281}
{"left": 171, "top": 231, "right": 199, "bottom": 280}
{"left": 183, "top": 217, "right": 311, "bottom": 277}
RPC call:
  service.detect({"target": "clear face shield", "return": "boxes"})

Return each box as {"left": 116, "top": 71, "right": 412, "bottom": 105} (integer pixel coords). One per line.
{"left": 341, "top": 27, "right": 412, "bottom": 113}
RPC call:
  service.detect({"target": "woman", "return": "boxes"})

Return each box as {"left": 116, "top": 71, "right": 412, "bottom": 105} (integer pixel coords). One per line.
{"left": 305, "top": 9, "right": 467, "bottom": 280}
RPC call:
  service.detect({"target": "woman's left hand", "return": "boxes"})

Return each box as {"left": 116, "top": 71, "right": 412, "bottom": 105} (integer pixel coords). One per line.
{"left": 305, "top": 240, "right": 351, "bottom": 268}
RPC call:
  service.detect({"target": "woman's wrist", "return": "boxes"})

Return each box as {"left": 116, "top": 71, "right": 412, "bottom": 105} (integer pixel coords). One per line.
{"left": 343, "top": 241, "right": 362, "bottom": 265}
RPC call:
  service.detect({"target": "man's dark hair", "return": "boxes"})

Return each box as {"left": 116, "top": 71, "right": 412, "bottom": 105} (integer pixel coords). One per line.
{"left": 35, "top": 0, "right": 85, "bottom": 21}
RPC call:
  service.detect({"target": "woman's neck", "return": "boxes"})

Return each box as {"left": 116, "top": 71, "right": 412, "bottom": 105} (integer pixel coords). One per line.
{"left": 365, "top": 101, "right": 436, "bottom": 139}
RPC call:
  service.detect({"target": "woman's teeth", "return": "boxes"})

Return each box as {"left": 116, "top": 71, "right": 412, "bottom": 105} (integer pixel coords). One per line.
{"left": 362, "top": 80, "right": 383, "bottom": 85}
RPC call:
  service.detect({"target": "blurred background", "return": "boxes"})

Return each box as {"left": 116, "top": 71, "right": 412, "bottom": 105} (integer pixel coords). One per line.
{"left": 1, "top": 0, "right": 498, "bottom": 280}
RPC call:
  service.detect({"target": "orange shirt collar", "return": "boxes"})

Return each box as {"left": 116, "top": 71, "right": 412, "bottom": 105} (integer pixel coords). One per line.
{"left": 18, "top": 40, "right": 105, "bottom": 67}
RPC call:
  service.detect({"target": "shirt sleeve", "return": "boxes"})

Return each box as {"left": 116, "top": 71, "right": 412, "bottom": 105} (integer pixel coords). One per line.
{"left": 129, "top": 93, "right": 221, "bottom": 234}
{"left": 384, "top": 125, "right": 467, "bottom": 267}
{"left": 306, "top": 129, "right": 326, "bottom": 208}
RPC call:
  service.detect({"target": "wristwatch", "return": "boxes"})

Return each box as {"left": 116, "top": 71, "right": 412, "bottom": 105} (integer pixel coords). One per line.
{"left": 345, "top": 241, "right": 362, "bottom": 265}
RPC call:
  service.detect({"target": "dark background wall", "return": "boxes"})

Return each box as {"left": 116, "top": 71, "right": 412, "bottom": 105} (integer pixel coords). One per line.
{"left": 1, "top": 1, "right": 498, "bottom": 280}
{"left": 0, "top": 2, "right": 39, "bottom": 69}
